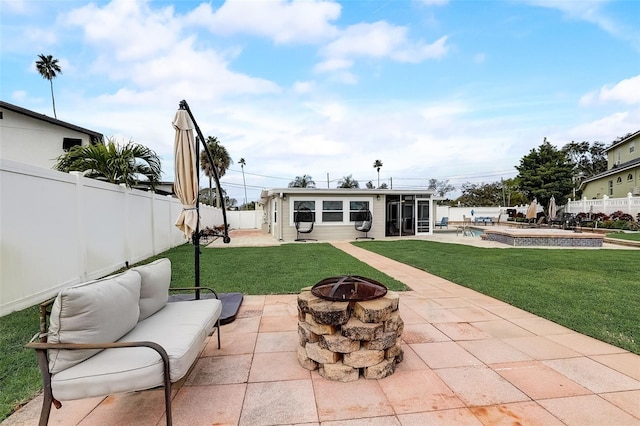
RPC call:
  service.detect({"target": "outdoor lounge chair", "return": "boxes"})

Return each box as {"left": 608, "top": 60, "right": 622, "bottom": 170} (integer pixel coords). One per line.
{"left": 354, "top": 209, "right": 374, "bottom": 240}
{"left": 435, "top": 217, "right": 449, "bottom": 229}
{"left": 295, "top": 206, "right": 316, "bottom": 241}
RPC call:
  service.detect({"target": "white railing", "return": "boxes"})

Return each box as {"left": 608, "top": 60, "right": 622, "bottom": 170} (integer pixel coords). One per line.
{"left": 565, "top": 194, "right": 640, "bottom": 217}
{"left": 0, "top": 159, "right": 227, "bottom": 316}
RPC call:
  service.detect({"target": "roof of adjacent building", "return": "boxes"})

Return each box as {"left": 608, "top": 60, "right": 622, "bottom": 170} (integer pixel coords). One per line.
{"left": 0, "top": 100, "right": 104, "bottom": 142}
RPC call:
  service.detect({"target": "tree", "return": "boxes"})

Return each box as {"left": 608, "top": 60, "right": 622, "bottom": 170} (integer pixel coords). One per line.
{"left": 35, "top": 54, "right": 62, "bottom": 118}
{"left": 515, "top": 138, "right": 574, "bottom": 210}
{"left": 365, "top": 180, "right": 374, "bottom": 189}
{"left": 373, "top": 159, "right": 383, "bottom": 188}
{"left": 200, "top": 136, "right": 232, "bottom": 208}
{"left": 239, "top": 157, "right": 248, "bottom": 209}
{"left": 427, "top": 179, "right": 455, "bottom": 197}
{"left": 54, "top": 138, "right": 161, "bottom": 189}
{"left": 455, "top": 182, "right": 504, "bottom": 206}
{"left": 337, "top": 174, "right": 360, "bottom": 188}
{"left": 289, "top": 175, "right": 316, "bottom": 188}
{"left": 561, "top": 140, "right": 607, "bottom": 197}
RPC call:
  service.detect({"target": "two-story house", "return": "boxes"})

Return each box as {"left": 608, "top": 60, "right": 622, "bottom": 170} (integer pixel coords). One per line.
{"left": 580, "top": 130, "right": 640, "bottom": 199}
{"left": 0, "top": 100, "right": 104, "bottom": 169}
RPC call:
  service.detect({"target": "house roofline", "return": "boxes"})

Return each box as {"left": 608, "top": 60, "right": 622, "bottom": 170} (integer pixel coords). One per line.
{"left": 579, "top": 157, "right": 640, "bottom": 189}
{"left": 0, "top": 100, "right": 104, "bottom": 143}
{"left": 605, "top": 129, "right": 640, "bottom": 152}
{"left": 263, "top": 187, "right": 436, "bottom": 198}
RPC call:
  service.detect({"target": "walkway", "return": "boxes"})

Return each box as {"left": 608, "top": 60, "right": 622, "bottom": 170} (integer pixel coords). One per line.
{"left": 4, "top": 242, "right": 640, "bottom": 425}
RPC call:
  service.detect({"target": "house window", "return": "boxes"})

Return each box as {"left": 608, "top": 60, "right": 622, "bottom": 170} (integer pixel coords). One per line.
{"left": 293, "top": 200, "right": 316, "bottom": 222}
{"left": 608, "top": 180, "right": 613, "bottom": 195}
{"left": 628, "top": 173, "right": 634, "bottom": 181}
{"left": 322, "top": 201, "right": 343, "bottom": 222}
{"left": 349, "top": 201, "right": 370, "bottom": 221}
{"left": 630, "top": 142, "right": 635, "bottom": 153}
{"left": 616, "top": 177, "right": 622, "bottom": 184}
{"left": 63, "top": 138, "right": 82, "bottom": 151}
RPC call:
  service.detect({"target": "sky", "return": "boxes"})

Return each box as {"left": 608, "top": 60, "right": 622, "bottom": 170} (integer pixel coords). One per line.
{"left": 1, "top": 0, "right": 639, "bottom": 204}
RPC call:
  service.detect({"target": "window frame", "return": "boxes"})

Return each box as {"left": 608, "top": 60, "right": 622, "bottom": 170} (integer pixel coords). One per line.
{"left": 289, "top": 196, "right": 374, "bottom": 226}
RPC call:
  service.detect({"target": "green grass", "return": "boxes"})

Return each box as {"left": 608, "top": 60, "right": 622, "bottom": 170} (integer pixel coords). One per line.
{"left": 0, "top": 243, "right": 405, "bottom": 421}
{"left": 606, "top": 232, "right": 640, "bottom": 242}
{"left": 353, "top": 240, "right": 639, "bottom": 354}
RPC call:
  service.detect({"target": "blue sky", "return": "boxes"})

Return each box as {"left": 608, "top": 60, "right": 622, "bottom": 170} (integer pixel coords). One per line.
{"left": 1, "top": 0, "right": 639, "bottom": 203}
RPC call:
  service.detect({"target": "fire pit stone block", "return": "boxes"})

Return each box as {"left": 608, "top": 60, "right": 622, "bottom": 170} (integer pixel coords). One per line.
{"left": 308, "top": 300, "right": 351, "bottom": 326}
{"left": 320, "top": 361, "right": 360, "bottom": 382}
{"left": 343, "top": 349, "right": 384, "bottom": 368}
{"left": 320, "top": 333, "right": 360, "bottom": 353}
{"left": 298, "top": 322, "right": 319, "bottom": 346}
{"left": 306, "top": 342, "right": 341, "bottom": 364}
{"left": 363, "top": 358, "right": 396, "bottom": 379}
{"left": 305, "top": 314, "right": 337, "bottom": 335}
{"left": 297, "top": 346, "right": 318, "bottom": 371}
{"left": 342, "top": 317, "right": 384, "bottom": 341}
{"left": 353, "top": 299, "right": 393, "bottom": 323}
{"left": 362, "top": 331, "right": 397, "bottom": 351}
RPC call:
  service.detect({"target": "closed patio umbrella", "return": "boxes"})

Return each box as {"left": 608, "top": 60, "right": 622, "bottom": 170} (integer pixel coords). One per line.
{"left": 548, "top": 196, "right": 557, "bottom": 220}
{"left": 526, "top": 198, "right": 538, "bottom": 221}
{"left": 173, "top": 108, "right": 198, "bottom": 240}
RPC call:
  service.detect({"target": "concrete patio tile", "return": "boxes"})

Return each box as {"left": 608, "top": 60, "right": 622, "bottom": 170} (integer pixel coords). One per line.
{"left": 323, "top": 416, "right": 400, "bottom": 425}
{"left": 1, "top": 394, "right": 105, "bottom": 426}
{"left": 240, "top": 380, "right": 317, "bottom": 426}
{"left": 262, "top": 301, "right": 298, "bottom": 317}
{"left": 410, "top": 341, "right": 483, "bottom": 369}
{"left": 202, "top": 330, "right": 257, "bottom": 356}
{"left": 313, "top": 376, "right": 394, "bottom": 422}
{"left": 491, "top": 361, "right": 591, "bottom": 399}
{"left": 254, "top": 330, "right": 298, "bottom": 353}
{"left": 435, "top": 366, "right": 530, "bottom": 407}
{"left": 397, "top": 408, "right": 483, "bottom": 425}
{"left": 432, "top": 322, "right": 492, "bottom": 341}
{"left": 469, "top": 401, "right": 565, "bottom": 426}
{"left": 470, "top": 319, "right": 534, "bottom": 339}
{"left": 544, "top": 357, "right": 640, "bottom": 393}
{"left": 401, "top": 322, "right": 451, "bottom": 344}
{"left": 501, "top": 335, "right": 581, "bottom": 360}
{"left": 185, "top": 353, "right": 252, "bottom": 386}
{"left": 458, "top": 339, "right": 533, "bottom": 364}
{"left": 447, "top": 306, "right": 501, "bottom": 322}
{"left": 395, "top": 304, "right": 428, "bottom": 324}
{"left": 412, "top": 306, "right": 466, "bottom": 323}
{"left": 546, "top": 333, "right": 629, "bottom": 356}
{"left": 378, "top": 370, "right": 465, "bottom": 414}
{"left": 264, "top": 293, "right": 298, "bottom": 305}
{"left": 413, "top": 289, "right": 457, "bottom": 299}
{"left": 464, "top": 295, "right": 510, "bottom": 308}
{"left": 77, "top": 391, "right": 165, "bottom": 426}
{"left": 170, "top": 383, "right": 245, "bottom": 426}
{"left": 483, "top": 304, "right": 537, "bottom": 320}
{"left": 240, "top": 294, "right": 266, "bottom": 306}
{"left": 249, "top": 351, "right": 311, "bottom": 382}
{"left": 394, "top": 344, "right": 429, "bottom": 372}
{"left": 537, "top": 394, "right": 640, "bottom": 426}
{"left": 600, "top": 390, "right": 640, "bottom": 419}
{"left": 222, "top": 315, "right": 261, "bottom": 334}
{"left": 258, "top": 314, "right": 298, "bottom": 332}
{"left": 591, "top": 353, "right": 640, "bottom": 381}
{"left": 236, "top": 304, "right": 263, "bottom": 319}
{"left": 399, "top": 296, "right": 443, "bottom": 310}
{"left": 431, "top": 297, "right": 477, "bottom": 308}
{"left": 510, "top": 317, "right": 573, "bottom": 335}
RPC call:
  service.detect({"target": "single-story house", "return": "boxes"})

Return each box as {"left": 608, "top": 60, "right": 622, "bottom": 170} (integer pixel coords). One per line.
{"left": 580, "top": 130, "right": 640, "bottom": 199}
{"left": 260, "top": 188, "right": 438, "bottom": 242}
{"left": 0, "top": 100, "right": 104, "bottom": 169}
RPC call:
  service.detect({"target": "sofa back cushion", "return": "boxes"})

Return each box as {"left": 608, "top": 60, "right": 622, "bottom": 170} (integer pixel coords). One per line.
{"left": 132, "top": 258, "right": 171, "bottom": 321}
{"left": 48, "top": 270, "right": 142, "bottom": 374}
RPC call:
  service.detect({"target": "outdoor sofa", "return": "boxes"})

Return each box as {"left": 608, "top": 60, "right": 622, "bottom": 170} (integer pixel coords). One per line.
{"left": 26, "top": 258, "right": 222, "bottom": 426}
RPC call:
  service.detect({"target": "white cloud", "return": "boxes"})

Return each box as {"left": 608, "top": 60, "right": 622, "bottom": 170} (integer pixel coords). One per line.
{"left": 184, "top": 0, "right": 341, "bottom": 44}
{"left": 292, "top": 81, "right": 315, "bottom": 94}
{"left": 314, "top": 58, "right": 353, "bottom": 72}
{"left": 579, "top": 75, "right": 640, "bottom": 106}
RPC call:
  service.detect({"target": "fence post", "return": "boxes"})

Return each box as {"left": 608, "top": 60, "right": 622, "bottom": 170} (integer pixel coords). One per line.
{"left": 70, "top": 171, "right": 88, "bottom": 282}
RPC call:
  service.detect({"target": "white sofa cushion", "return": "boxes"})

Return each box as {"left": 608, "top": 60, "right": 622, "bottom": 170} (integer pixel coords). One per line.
{"left": 50, "top": 298, "right": 222, "bottom": 401}
{"left": 48, "top": 270, "right": 142, "bottom": 374}
{"left": 132, "top": 258, "right": 171, "bottom": 321}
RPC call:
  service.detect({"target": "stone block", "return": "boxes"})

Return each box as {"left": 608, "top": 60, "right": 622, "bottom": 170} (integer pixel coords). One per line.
{"left": 319, "top": 362, "right": 360, "bottom": 382}
{"left": 297, "top": 290, "right": 320, "bottom": 314}
{"left": 305, "top": 313, "right": 337, "bottom": 335}
{"left": 385, "top": 343, "right": 403, "bottom": 363}
{"left": 298, "top": 322, "right": 319, "bottom": 346}
{"left": 384, "top": 311, "right": 404, "bottom": 335}
{"left": 363, "top": 358, "right": 396, "bottom": 379}
{"left": 308, "top": 299, "right": 351, "bottom": 326}
{"left": 297, "top": 345, "right": 318, "bottom": 371}
{"left": 320, "top": 333, "right": 360, "bottom": 353}
{"left": 383, "top": 291, "right": 400, "bottom": 311}
{"left": 306, "top": 342, "right": 341, "bottom": 364}
{"left": 362, "top": 331, "right": 397, "bottom": 351}
{"left": 343, "top": 349, "right": 384, "bottom": 368}
{"left": 353, "top": 298, "right": 393, "bottom": 323}
{"left": 342, "top": 317, "right": 383, "bottom": 341}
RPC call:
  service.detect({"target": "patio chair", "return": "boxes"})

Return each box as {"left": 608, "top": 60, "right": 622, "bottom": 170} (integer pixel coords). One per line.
{"left": 354, "top": 209, "right": 374, "bottom": 240}
{"left": 295, "top": 206, "right": 316, "bottom": 241}
{"left": 435, "top": 217, "right": 449, "bottom": 229}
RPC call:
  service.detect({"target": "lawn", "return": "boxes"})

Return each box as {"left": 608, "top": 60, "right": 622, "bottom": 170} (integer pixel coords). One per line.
{"left": 605, "top": 231, "right": 640, "bottom": 242}
{"left": 353, "top": 240, "right": 640, "bottom": 355}
{"left": 0, "top": 243, "right": 406, "bottom": 421}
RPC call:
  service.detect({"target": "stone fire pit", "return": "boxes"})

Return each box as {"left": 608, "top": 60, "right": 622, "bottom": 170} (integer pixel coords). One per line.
{"left": 297, "top": 276, "right": 404, "bottom": 381}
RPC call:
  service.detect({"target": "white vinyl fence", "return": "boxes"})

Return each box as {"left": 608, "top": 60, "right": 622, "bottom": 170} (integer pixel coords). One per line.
{"left": 565, "top": 194, "right": 640, "bottom": 217}
{"left": 0, "top": 159, "right": 227, "bottom": 316}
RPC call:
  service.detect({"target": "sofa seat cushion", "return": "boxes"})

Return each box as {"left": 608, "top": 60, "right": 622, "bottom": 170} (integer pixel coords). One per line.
{"left": 48, "top": 270, "right": 142, "bottom": 374}
{"left": 50, "top": 298, "right": 221, "bottom": 401}
{"left": 132, "top": 258, "right": 171, "bottom": 321}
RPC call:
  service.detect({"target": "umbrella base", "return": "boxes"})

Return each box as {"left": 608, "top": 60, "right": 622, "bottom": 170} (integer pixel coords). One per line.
{"left": 168, "top": 292, "right": 244, "bottom": 325}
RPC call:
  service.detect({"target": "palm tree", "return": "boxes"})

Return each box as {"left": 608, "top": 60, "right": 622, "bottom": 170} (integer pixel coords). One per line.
{"left": 373, "top": 159, "right": 383, "bottom": 188}
{"left": 288, "top": 175, "right": 315, "bottom": 188}
{"left": 239, "top": 157, "right": 248, "bottom": 209}
{"left": 337, "top": 174, "right": 360, "bottom": 188}
{"left": 54, "top": 138, "right": 161, "bottom": 189}
{"left": 35, "top": 54, "right": 62, "bottom": 119}
{"left": 200, "top": 136, "right": 232, "bottom": 208}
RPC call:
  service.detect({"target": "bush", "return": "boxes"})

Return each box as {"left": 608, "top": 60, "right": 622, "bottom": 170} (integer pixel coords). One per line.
{"left": 610, "top": 210, "right": 634, "bottom": 221}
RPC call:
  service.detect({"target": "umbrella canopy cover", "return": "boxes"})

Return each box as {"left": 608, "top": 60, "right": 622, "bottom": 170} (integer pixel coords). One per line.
{"left": 173, "top": 109, "right": 199, "bottom": 239}
{"left": 548, "top": 196, "right": 557, "bottom": 220}
{"left": 526, "top": 198, "right": 538, "bottom": 220}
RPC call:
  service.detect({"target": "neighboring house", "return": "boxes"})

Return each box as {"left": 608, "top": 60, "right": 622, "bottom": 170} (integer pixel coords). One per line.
{"left": 580, "top": 130, "right": 640, "bottom": 199}
{"left": 0, "top": 100, "right": 104, "bottom": 169}
{"left": 260, "top": 188, "right": 437, "bottom": 242}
